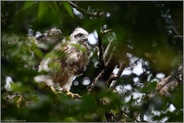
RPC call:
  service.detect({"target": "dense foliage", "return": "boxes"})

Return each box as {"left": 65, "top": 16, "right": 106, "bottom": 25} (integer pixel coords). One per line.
{"left": 1, "top": 1, "right": 183, "bottom": 122}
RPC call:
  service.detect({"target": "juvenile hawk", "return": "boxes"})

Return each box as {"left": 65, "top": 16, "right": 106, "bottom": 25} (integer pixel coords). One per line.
{"left": 35, "top": 27, "right": 64, "bottom": 53}
{"left": 34, "top": 27, "right": 91, "bottom": 97}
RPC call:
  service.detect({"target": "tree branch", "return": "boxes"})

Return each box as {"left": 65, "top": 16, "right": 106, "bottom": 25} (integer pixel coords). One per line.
{"left": 109, "top": 61, "right": 126, "bottom": 90}
{"left": 88, "top": 50, "right": 117, "bottom": 93}
{"left": 96, "top": 35, "right": 105, "bottom": 70}
{"left": 68, "top": 1, "right": 105, "bottom": 17}
{"left": 156, "top": 64, "right": 183, "bottom": 95}
{"left": 88, "top": 37, "right": 118, "bottom": 93}
{"left": 103, "top": 38, "right": 115, "bottom": 63}
{"left": 88, "top": 33, "right": 130, "bottom": 93}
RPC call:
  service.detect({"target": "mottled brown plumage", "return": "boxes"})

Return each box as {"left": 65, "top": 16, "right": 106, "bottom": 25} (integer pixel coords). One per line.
{"left": 34, "top": 28, "right": 91, "bottom": 97}
{"left": 35, "top": 27, "right": 64, "bottom": 53}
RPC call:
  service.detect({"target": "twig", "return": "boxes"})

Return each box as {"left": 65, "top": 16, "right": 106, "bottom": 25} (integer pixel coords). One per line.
{"left": 88, "top": 37, "right": 129, "bottom": 93}
{"left": 88, "top": 30, "right": 116, "bottom": 93}
{"left": 88, "top": 47, "right": 117, "bottom": 93}
{"left": 109, "top": 61, "right": 125, "bottom": 90}
{"left": 115, "top": 105, "right": 142, "bottom": 122}
{"left": 68, "top": 1, "right": 104, "bottom": 17}
{"left": 100, "top": 28, "right": 113, "bottom": 36}
{"left": 103, "top": 38, "right": 115, "bottom": 63}
{"left": 173, "top": 35, "right": 183, "bottom": 41}
{"left": 170, "top": 25, "right": 181, "bottom": 36}
{"left": 156, "top": 64, "right": 183, "bottom": 95}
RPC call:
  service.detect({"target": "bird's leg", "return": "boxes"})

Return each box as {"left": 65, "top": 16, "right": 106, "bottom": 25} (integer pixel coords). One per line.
{"left": 16, "top": 95, "right": 23, "bottom": 108}
{"left": 50, "top": 86, "right": 80, "bottom": 98}
{"left": 16, "top": 94, "right": 27, "bottom": 108}
{"left": 50, "top": 86, "right": 63, "bottom": 95}
{"left": 65, "top": 89, "right": 81, "bottom": 98}
{"left": 50, "top": 86, "right": 57, "bottom": 94}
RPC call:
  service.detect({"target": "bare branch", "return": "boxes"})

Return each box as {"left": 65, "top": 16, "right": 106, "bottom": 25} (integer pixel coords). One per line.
{"left": 103, "top": 38, "right": 115, "bottom": 63}
{"left": 96, "top": 35, "right": 105, "bottom": 70}
{"left": 88, "top": 35, "right": 130, "bottom": 93}
{"left": 100, "top": 28, "right": 113, "bottom": 35}
{"left": 68, "top": 1, "right": 105, "bottom": 17}
{"left": 173, "top": 35, "right": 183, "bottom": 40}
{"left": 88, "top": 39, "right": 119, "bottom": 93}
{"left": 88, "top": 51, "right": 117, "bottom": 93}
{"left": 170, "top": 25, "right": 181, "bottom": 36}
{"left": 156, "top": 64, "right": 183, "bottom": 95}
{"left": 109, "top": 61, "right": 126, "bottom": 90}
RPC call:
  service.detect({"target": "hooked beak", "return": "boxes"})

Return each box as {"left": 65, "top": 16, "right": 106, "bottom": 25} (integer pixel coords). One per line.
{"left": 79, "top": 35, "right": 88, "bottom": 44}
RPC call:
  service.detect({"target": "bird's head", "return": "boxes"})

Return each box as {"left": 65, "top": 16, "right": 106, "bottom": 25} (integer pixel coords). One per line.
{"left": 70, "top": 27, "right": 89, "bottom": 44}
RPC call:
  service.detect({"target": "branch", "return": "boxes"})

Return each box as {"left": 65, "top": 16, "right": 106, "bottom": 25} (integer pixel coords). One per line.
{"left": 68, "top": 1, "right": 105, "bottom": 17}
{"left": 88, "top": 35, "right": 130, "bottom": 93}
{"left": 156, "top": 64, "right": 183, "bottom": 95}
{"left": 88, "top": 50, "right": 117, "bottom": 93}
{"left": 115, "top": 105, "right": 145, "bottom": 122}
{"left": 96, "top": 35, "right": 105, "bottom": 70}
{"left": 170, "top": 25, "right": 181, "bottom": 36}
{"left": 103, "top": 38, "right": 115, "bottom": 63}
{"left": 109, "top": 61, "right": 125, "bottom": 90}
{"left": 97, "top": 29, "right": 113, "bottom": 71}
{"left": 173, "top": 35, "right": 183, "bottom": 41}
{"left": 88, "top": 38, "right": 118, "bottom": 93}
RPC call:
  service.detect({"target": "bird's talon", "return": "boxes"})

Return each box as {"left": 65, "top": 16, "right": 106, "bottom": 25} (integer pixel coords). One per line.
{"left": 66, "top": 91, "right": 81, "bottom": 98}
{"left": 72, "top": 93, "right": 81, "bottom": 98}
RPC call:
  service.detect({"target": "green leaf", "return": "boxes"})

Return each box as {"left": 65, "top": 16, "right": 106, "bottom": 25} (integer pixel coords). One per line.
{"left": 141, "top": 81, "right": 157, "bottom": 93}
{"left": 37, "top": 2, "right": 49, "bottom": 20}
{"left": 71, "top": 43, "right": 87, "bottom": 53}
{"left": 21, "top": 1, "right": 35, "bottom": 10}
{"left": 62, "top": 2, "right": 74, "bottom": 18}
{"left": 49, "top": 2, "right": 60, "bottom": 16}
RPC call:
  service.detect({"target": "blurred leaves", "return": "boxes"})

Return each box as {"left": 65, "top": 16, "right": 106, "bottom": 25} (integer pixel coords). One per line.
{"left": 62, "top": 2, "right": 74, "bottom": 18}
{"left": 21, "top": 1, "right": 35, "bottom": 10}
{"left": 1, "top": 1, "right": 183, "bottom": 122}
{"left": 141, "top": 81, "right": 157, "bottom": 94}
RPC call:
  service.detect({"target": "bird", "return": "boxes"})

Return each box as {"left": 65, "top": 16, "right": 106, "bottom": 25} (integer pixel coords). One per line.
{"left": 28, "top": 27, "right": 65, "bottom": 71}
{"left": 35, "top": 27, "right": 64, "bottom": 54}
{"left": 34, "top": 27, "right": 91, "bottom": 98}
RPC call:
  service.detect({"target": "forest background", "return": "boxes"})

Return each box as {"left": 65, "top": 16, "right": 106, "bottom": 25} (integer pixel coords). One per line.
{"left": 1, "top": 1, "right": 183, "bottom": 122}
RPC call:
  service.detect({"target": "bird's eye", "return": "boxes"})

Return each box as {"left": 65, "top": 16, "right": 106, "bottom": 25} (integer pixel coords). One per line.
{"left": 76, "top": 33, "right": 83, "bottom": 37}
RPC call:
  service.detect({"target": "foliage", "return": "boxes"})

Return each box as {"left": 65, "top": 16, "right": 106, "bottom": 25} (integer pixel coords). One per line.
{"left": 1, "top": 1, "right": 183, "bottom": 122}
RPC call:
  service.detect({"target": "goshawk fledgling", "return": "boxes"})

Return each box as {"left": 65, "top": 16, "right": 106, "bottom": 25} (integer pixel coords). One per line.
{"left": 34, "top": 27, "right": 91, "bottom": 97}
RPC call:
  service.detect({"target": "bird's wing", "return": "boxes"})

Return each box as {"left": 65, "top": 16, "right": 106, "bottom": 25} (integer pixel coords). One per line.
{"left": 34, "top": 42, "right": 67, "bottom": 87}
{"left": 38, "top": 42, "right": 67, "bottom": 73}
{"left": 37, "top": 41, "right": 90, "bottom": 90}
